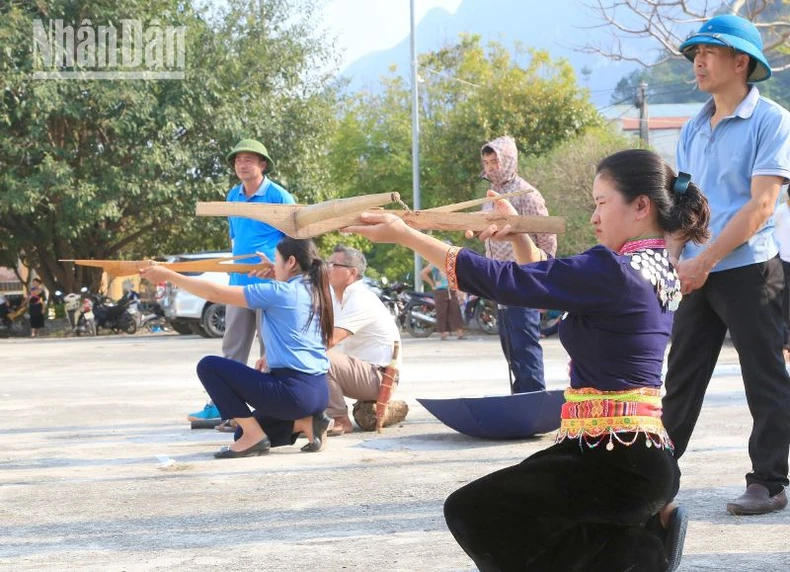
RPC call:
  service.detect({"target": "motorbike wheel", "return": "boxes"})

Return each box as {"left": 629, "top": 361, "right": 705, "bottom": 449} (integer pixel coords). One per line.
{"left": 201, "top": 303, "right": 226, "bottom": 339}
{"left": 404, "top": 301, "right": 436, "bottom": 339}
{"left": 120, "top": 313, "right": 138, "bottom": 335}
{"left": 76, "top": 315, "right": 96, "bottom": 336}
{"left": 474, "top": 299, "right": 499, "bottom": 335}
{"left": 540, "top": 309, "right": 563, "bottom": 337}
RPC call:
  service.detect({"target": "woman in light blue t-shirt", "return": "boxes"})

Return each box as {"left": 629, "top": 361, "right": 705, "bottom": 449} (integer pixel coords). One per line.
{"left": 141, "top": 237, "right": 333, "bottom": 458}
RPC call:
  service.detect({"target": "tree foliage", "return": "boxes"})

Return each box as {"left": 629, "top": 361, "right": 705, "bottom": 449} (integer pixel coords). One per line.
{"left": 0, "top": 0, "right": 338, "bottom": 293}
{"left": 329, "top": 35, "right": 603, "bottom": 281}
{"left": 592, "top": 1, "right": 790, "bottom": 107}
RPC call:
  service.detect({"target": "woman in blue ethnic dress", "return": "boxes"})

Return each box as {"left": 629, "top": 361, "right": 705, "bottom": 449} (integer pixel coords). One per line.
{"left": 346, "top": 149, "right": 710, "bottom": 571}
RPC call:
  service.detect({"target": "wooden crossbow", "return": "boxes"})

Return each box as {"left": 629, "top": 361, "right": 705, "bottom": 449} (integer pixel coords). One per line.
{"left": 195, "top": 190, "right": 565, "bottom": 238}
{"left": 64, "top": 190, "right": 565, "bottom": 277}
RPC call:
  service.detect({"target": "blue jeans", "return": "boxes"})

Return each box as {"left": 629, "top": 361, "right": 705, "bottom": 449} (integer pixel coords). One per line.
{"left": 497, "top": 306, "right": 545, "bottom": 393}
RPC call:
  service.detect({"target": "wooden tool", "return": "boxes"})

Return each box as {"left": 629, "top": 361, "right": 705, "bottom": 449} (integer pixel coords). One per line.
{"left": 62, "top": 254, "right": 273, "bottom": 278}
{"left": 196, "top": 192, "right": 402, "bottom": 238}
{"left": 196, "top": 190, "right": 565, "bottom": 237}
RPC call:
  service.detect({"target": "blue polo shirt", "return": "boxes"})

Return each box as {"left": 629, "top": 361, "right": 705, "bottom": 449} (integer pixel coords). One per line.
{"left": 243, "top": 276, "right": 329, "bottom": 374}
{"left": 677, "top": 86, "right": 790, "bottom": 271}
{"left": 227, "top": 177, "right": 295, "bottom": 286}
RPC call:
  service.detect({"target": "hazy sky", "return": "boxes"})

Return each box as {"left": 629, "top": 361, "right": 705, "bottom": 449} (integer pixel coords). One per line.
{"left": 320, "top": 0, "right": 463, "bottom": 70}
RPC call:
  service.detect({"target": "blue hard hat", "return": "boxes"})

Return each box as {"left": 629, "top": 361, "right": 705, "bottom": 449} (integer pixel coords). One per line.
{"left": 679, "top": 14, "right": 771, "bottom": 82}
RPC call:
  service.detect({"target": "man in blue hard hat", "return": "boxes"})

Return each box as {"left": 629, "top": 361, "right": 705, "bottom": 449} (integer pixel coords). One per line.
{"left": 663, "top": 14, "right": 790, "bottom": 517}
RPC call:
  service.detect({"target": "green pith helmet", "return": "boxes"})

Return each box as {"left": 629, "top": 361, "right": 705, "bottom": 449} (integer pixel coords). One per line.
{"left": 226, "top": 139, "right": 275, "bottom": 174}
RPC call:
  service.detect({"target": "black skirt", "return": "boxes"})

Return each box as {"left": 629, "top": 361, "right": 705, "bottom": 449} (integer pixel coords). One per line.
{"left": 444, "top": 434, "right": 680, "bottom": 571}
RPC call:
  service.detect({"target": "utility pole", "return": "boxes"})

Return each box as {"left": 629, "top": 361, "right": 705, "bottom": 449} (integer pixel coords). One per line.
{"left": 409, "top": 0, "right": 423, "bottom": 291}
{"left": 636, "top": 80, "right": 649, "bottom": 148}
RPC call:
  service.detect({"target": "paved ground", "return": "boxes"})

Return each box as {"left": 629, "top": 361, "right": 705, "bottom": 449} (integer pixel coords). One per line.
{"left": 1, "top": 332, "right": 789, "bottom": 571}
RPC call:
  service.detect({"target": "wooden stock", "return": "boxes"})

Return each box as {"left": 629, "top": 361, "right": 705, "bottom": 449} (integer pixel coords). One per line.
{"left": 297, "top": 210, "right": 565, "bottom": 236}
{"left": 293, "top": 192, "right": 400, "bottom": 228}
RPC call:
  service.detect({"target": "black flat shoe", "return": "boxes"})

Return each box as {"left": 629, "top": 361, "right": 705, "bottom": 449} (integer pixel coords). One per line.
{"left": 214, "top": 437, "right": 271, "bottom": 459}
{"left": 664, "top": 506, "right": 688, "bottom": 572}
{"left": 645, "top": 505, "right": 688, "bottom": 572}
{"left": 301, "top": 411, "right": 330, "bottom": 453}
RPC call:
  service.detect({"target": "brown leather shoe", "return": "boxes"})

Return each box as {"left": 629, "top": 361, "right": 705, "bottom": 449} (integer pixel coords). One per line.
{"left": 726, "top": 484, "right": 788, "bottom": 515}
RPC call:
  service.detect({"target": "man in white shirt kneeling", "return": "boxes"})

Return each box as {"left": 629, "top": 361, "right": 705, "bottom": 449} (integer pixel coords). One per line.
{"left": 326, "top": 246, "right": 402, "bottom": 435}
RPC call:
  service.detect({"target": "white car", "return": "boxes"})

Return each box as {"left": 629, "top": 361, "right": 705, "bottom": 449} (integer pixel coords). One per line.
{"left": 161, "top": 251, "right": 233, "bottom": 338}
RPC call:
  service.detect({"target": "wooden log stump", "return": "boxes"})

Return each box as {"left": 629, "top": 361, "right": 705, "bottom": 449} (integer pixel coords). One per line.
{"left": 352, "top": 400, "right": 409, "bottom": 431}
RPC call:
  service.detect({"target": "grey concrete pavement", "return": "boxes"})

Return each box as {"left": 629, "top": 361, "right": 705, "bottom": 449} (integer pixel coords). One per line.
{"left": 1, "top": 332, "right": 789, "bottom": 571}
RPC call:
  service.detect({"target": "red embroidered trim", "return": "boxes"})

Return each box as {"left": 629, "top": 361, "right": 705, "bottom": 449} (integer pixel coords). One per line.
{"left": 445, "top": 246, "right": 461, "bottom": 291}
{"left": 618, "top": 238, "right": 666, "bottom": 255}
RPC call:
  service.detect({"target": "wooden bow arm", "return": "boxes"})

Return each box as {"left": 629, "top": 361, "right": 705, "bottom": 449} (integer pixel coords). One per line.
{"left": 63, "top": 257, "right": 273, "bottom": 278}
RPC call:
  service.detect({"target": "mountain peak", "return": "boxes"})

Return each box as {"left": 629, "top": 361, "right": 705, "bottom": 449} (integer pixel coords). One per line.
{"left": 340, "top": 0, "right": 639, "bottom": 105}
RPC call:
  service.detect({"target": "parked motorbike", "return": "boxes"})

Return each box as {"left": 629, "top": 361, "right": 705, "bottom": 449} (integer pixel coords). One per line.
{"left": 60, "top": 288, "right": 96, "bottom": 336}
{"left": 463, "top": 295, "right": 498, "bottom": 335}
{"left": 379, "top": 281, "right": 409, "bottom": 325}
{"left": 379, "top": 281, "right": 499, "bottom": 339}
{"left": 90, "top": 291, "right": 138, "bottom": 334}
{"left": 136, "top": 301, "right": 169, "bottom": 333}
{"left": 402, "top": 291, "right": 437, "bottom": 339}
{"left": 376, "top": 280, "right": 437, "bottom": 338}
{"left": 0, "top": 294, "right": 30, "bottom": 338}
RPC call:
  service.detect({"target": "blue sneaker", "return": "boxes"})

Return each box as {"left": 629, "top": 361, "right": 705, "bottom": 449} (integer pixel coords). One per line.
{"left": 187, "top": 402, "right": 221, "bottom": 422}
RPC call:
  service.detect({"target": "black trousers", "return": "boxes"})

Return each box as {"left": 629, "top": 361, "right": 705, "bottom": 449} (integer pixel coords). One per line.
{"left": 197, "top": 356, "right": 328, "bottom": 447}
{"left": 663, "top": 257, "right": 790, "bottom": 494}
{"left": 444, "top": 436, "right": 679, "bottom": 572}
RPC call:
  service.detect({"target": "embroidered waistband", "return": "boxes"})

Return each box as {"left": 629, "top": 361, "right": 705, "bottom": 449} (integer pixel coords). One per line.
{"left": 556, "top": 387, "right": 673, "bottom": 452}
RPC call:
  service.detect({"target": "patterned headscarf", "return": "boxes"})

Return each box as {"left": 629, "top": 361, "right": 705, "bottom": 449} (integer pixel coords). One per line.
{"left": 479, "top": 135, "right": 557, "bottom": 261}
{"left": 481, "top": 136, "right": 522, "bottom": 192}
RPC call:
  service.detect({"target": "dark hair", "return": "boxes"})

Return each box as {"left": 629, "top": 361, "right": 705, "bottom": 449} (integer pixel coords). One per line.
{"left": 332, "top": 245, "right": 367, "bottom": 277}
{"left": 596, "top": 149, "right": 710, "bottom": 245}
{"left": 481, "top": 146, "right": 495, "bottom": 156}
{"left": 275, "top": 237, "right": 334, "bottom": 346}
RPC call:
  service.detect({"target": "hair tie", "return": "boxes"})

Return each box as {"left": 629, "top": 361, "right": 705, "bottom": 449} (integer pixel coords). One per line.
{"left": 673, "top": 172, "right": 691, "bottom": 195}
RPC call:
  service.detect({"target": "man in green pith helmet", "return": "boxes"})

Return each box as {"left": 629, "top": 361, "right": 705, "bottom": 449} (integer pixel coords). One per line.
{"left": 187, "top": 139, "right": 296, "bottom": 425}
